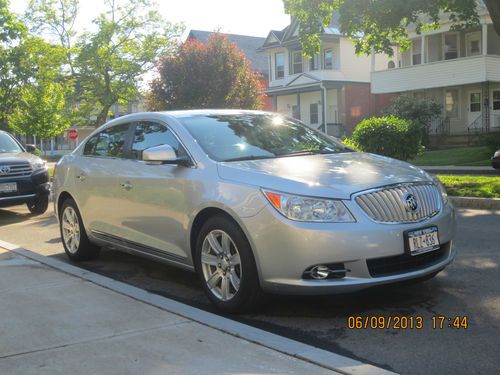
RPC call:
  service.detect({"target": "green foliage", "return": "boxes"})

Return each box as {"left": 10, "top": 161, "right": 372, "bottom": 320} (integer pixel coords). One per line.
{"left": 147, "top": 34, "right": 264, "bottom": 111}
{"left": 351, "top": 116, "right": 421, "bottom": 161}
{"left": 410, "top": 146, "right": 492, "bottom": 167}
{"left": 383, "top": 95, "right": 442, "bottom": 145}
{"left": 282, "top": 0, "right": 492, "bottom": 57}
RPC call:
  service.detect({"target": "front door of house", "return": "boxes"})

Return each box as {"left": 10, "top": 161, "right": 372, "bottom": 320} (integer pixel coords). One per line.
{"left": 468, "top": 91, "right": 482, "bottom": 129}
{"left": 491, "top": 89, "right": 500, "bottom": 129}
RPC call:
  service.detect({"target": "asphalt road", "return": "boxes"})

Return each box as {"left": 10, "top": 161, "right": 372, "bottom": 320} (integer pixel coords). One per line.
{"left": 0, "top": 205, "right": 499, "bottom": 374}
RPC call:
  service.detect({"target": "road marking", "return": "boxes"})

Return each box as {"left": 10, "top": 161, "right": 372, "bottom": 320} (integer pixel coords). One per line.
{"left": 0, "top": 239, "right": 397, "bottom": 375}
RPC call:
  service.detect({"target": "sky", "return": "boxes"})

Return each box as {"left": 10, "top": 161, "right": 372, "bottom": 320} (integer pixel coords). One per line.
{"left": 10, "top": 0, "right": 291, "bottom": 39}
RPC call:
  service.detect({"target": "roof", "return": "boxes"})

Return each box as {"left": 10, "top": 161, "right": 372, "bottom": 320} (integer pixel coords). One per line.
{"left": 187, "top": 30, "right": 268, "bottom": 75}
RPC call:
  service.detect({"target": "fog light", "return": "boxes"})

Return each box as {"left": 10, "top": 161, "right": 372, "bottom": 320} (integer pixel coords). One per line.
{"left": 310, "top": 265, "right": 330, "bottom": 280}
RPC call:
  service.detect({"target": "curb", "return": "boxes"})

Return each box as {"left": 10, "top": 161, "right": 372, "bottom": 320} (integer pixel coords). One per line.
{"left": 0, "top": 240, "right": 397, "bottom": 375}
{"left": 449, "top": 196, "right": 500, "bottom": 210}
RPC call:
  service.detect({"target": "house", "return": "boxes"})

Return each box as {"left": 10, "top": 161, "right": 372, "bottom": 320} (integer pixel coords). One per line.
{"left": 371, "top": 1, "right": 500, "bottom": 139}
{"left": 259, "top": 18, "right": 392, "bottom": 136}
{"left": 187, "top": 30, "right": 272, "bottom": 110}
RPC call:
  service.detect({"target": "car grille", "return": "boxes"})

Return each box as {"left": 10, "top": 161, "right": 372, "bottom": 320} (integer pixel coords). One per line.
{"left": 0, "top": 163, "right": 32, "bottom": 178}
{"left": 366, "top": 244, "right": 449, "bottom": 277}
{"left": 355, "top": 183, "right": 441, "bottom": 223}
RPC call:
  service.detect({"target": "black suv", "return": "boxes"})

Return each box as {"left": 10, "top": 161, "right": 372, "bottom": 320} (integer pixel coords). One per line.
{"left": 0, "top": 130, "right": 50, "bottom": 214}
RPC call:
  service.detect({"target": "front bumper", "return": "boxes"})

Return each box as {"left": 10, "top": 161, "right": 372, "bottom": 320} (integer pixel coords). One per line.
{"left": 0, "top": 169, "right": 50, "bottom": 207}
{"left": 243, "top": 200, "right": 456, "bottom": 295}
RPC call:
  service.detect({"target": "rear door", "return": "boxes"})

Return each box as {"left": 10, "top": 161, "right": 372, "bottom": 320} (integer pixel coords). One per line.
{"left": 74, "top": 123, "right": 134, "bottom": 236}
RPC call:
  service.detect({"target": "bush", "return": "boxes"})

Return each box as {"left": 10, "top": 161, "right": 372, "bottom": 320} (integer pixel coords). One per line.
{"left": 383, "top": 95, "right": 442, "bottom": 145}
{"left": 351, "top": 116, "right": 422, "bottom": 161}
{"left": 480, "top": 134, "right": 500, "bottom": 154}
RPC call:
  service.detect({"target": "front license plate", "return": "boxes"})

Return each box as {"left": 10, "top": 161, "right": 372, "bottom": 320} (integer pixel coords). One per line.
{"left": 406, "top": 226, "right": 440, "bottom": 256}
{"left": 0, "top": 182, "right": 17, "bottom": 194}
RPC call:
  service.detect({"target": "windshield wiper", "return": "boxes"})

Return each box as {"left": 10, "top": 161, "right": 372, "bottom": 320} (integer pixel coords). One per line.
{"left": 223, "top": 155, "right": 276, "bottom": 162}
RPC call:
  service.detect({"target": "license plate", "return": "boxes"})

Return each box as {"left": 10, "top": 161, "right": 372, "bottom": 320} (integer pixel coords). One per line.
{"left": 406, "top": 226, "right": 440, "bottom": 256}
{"left": 0, "top": 182, "right": 17, "bottom": 193}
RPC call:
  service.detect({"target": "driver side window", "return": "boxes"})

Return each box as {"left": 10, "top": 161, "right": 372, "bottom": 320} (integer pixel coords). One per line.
{"left": 131, "top": 121, "right": 186, "bottom": 160}
{"left": 83, "top": 124, "right": 131, "bottom": 158}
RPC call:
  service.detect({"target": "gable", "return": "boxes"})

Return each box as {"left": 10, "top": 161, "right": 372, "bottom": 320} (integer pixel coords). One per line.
{"left": 286, "top": 73, "right": 320, "bottom": 87}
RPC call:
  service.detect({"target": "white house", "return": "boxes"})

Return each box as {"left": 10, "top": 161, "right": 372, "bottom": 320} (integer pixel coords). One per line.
{"left": 259, "top": 17, "right": 392, "bottom": 136}
{"left": 371, "top": 1, "right": 500, "bottom": 138}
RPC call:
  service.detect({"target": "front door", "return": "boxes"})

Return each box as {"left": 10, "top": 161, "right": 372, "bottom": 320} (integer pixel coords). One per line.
{"left": 468, "top": 91, "right": 482, "bottom": 129}
{"left": 491, "top": 89, "right": 500, "bottom": 129}
{"left": 113, "top": 120, "right": 194, "bottom": 260}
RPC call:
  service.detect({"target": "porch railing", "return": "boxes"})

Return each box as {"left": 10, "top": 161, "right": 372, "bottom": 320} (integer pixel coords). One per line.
{"left": 467, "top": 114, "right": 484, "bottom": 144}
{"left": 429, "top": 116, "right": 450, "bottom": 136}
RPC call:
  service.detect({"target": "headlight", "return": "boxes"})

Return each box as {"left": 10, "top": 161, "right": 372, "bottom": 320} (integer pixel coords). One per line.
{"left": 433, "top": 177, "right": 448, "bottom": 205}
{"left": 30, "top": 159, "right": 47, "bottom": 172}
{"left": 262, "top": 189, "right": 355, "bottom": 222}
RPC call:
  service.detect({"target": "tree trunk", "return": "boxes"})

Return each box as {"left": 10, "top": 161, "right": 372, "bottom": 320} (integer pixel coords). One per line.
{"left": 94, "top": 104, "right": 113, "bottom": 128}
{"left": 483, "top": 0, "right": 500, "bottom": 37}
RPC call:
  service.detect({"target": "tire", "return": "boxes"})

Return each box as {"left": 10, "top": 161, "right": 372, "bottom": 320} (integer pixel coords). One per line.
{"left": 59, "top": 198, "right": 100, "bottom": 261}
{"left": 27, "top": 194, "right": 49, "bottom": 215}
{"left": 195, "top": 215, "right": 262, "bottom": 313}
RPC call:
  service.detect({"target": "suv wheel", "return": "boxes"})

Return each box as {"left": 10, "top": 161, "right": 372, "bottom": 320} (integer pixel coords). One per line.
{"left": 60, "top": 198, "right": 100, "bottom": 261}
{"left": 27, "top": 195, "right": 49, "bottom": 215}
{"left": 195, "top": 216, "right": 262, "bottom": 313}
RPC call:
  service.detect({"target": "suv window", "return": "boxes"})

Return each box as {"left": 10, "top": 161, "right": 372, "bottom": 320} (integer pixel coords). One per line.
{"left": 131, "top": 121, "right": 186, "bottom": 160}
{"left": 84, "top": 124, "right": 130, "bottom": 158}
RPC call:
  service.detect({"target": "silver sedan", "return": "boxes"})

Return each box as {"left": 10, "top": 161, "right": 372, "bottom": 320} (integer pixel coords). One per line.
{"left": 53, "top": 110, "right": 456, "bottom": 312}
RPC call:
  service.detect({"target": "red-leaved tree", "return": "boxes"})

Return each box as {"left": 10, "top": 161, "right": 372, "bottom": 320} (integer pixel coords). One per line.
{"left": 147, "top": 34, "right": 264, "bottom": 110}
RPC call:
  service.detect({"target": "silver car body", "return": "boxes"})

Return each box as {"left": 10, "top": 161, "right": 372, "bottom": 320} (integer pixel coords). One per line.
{"left": 53, "top": 110, "right": 456, "bottom": 295}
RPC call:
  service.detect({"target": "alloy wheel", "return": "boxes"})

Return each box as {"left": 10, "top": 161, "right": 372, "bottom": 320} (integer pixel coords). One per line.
{"left": 61, "top": 206, "right": 81, "bottom": 254}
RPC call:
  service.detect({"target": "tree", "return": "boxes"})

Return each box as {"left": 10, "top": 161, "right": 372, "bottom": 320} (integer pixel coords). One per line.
{"left": 8, "top": 38, "right": 75, "bottom": 145}
{"left": 147, "top": 34, "right": 264, "bottom": 111}
{"left": 283, "top": 0, "right": 500, "bottom": 57}
{"left": 26, "top": 0, "right": 183, "bottom": 127}
{"left": 0, "top": 0, "right": 29, "bottom": 129}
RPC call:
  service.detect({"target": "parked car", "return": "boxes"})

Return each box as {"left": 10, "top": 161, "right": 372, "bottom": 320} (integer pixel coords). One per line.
{"left": 53, "top": 110, "right": 456, "bottom": 312}
{"left": 492, "top": 150, "right": 500, "bottom": 169}
{"left": 0, "top": 130, "right": 50, "bottom": 214}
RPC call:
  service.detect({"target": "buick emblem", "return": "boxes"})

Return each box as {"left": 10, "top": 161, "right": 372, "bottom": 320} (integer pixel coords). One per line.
{"left": 0, "top": 166, "right": 11, "bottom": 175}
{"left": 403, "top": 193, "right": 419, "bottom": 212}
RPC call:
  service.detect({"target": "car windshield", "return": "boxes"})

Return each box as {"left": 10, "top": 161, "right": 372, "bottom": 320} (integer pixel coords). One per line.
{"left": 180, "top": 114, "right": 351, "bottom": 162}
{"left": 0, "top": 133, "right": 22, "bottom": 153}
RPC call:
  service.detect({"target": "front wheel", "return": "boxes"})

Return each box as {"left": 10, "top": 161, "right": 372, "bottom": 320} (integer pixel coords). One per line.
{"left": 59, "top": 198, "right": 100, "bottom": 261}
{"left": 195, "top": 216, "right": 262, "bottom": 313}
{"left": 27, "top": 194, "right": 49, "bottom": 215}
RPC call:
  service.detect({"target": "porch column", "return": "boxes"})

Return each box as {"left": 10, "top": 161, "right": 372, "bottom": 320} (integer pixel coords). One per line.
{"left": 421, "top": 35, "right": 426, "bottom": 64}
{"left": 482, "top": 23, "right": 488, "bottom": 55}
{"left": 296, "top": 93, "right": 301, "bottom": 120}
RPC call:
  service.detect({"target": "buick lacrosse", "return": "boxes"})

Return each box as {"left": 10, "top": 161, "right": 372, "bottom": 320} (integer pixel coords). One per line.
{"left": 54, "top": 110, "right": 456, "bottom": 312}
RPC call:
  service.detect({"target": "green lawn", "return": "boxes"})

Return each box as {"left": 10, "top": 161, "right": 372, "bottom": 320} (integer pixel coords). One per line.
{"left": 410, "top": 146, "right": 492, "bottom": 166}
{"left": 437, "top": 175, "right": 500, "bottom": 199}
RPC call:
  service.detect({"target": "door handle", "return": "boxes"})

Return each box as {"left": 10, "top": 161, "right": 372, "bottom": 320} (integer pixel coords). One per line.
{"left": 120, "top": 181, "right": 133, "bottom": 191}
{"left": 76, "top": 173, "right": 86, "bottom": 181}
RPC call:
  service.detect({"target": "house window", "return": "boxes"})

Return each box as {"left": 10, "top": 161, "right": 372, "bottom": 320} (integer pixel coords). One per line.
{"left": 445, "top": 89, "right": 459, "bottom": 118}
{"left": 292, "top": 105, "right": 300, "bottom": 119}
{"left": 292, "top": 50, "right": 303, "bottom": 74}
{"left": 275, "top": 52, "right": 285, "bottom": 79}
{"left": 310, "top": 55, "right": 319, "bottom": 70}
{"left": 466, "top": 32, "right": 481, "bottom": 56}
{"left": 324, "top": 49, "right": 333, "bottom": 69}
{"left": 470, "top": 92, "right": 481, "bottom": 112}
{"left": 412, "top": 39, "right": 422, "bottom": 65}
{"left": 493, "top": 91, "right": 500, "bottom": 110}
{"left": 268, "top": 56, "right": 273, "bottom": 80}
{"left": 310, "top": 103, "right": 319, "bottom": 124}
{"left": 443, "top": 33, "right": 459, "bottom": 60}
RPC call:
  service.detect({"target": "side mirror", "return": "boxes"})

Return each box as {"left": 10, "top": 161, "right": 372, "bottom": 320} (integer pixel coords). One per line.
{"left": 25, "top": 144, "right": 37, "bottom": 153}
{"left": 142, "top": 144, "right": 192, "bottom": 167}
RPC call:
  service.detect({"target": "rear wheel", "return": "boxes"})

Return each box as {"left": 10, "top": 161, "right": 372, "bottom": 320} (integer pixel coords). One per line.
{"left": 27, "top": 194, "right": 49, "bottom": 215}
{"left": 59, "top": 198, "right": 100, "bottom": 261}
{"left": 195, "top": 216, "right": 262, "bottom": 313}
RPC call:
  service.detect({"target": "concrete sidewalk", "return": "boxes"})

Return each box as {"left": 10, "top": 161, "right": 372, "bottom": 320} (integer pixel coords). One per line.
{"left": 0, "top": 248, "right": 337, "bottom": 375}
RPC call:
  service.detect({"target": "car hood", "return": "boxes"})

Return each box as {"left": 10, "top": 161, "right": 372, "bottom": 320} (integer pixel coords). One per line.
{"left": 0, "top": 152, "right": 40, "bottom": 164}
{"left": 217, "top": 152, "right": 433, "bottom": 199}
